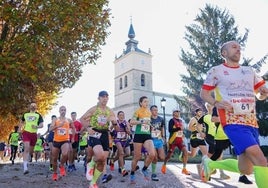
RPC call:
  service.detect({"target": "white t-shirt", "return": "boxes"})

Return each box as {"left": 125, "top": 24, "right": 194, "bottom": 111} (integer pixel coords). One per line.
{"left": 202, "top": 63, "right": 265, "bottom": 127}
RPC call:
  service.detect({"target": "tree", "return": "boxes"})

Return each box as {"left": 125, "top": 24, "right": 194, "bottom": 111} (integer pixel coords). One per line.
{"left": 0, "top": 0, "right": 111, "bottom": 139}
{"left": 178, "top": 4, "right": 268, "bottom": 117}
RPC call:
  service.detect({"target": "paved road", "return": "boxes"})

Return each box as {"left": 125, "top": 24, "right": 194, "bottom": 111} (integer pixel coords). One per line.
{"left": 0, "top": 159, "right": 257, "bottom": 188}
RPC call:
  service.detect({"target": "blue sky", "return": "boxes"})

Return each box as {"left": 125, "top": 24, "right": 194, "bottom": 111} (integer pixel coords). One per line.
{"left": 40, "top": 0, "right": 268, "bottom": 134}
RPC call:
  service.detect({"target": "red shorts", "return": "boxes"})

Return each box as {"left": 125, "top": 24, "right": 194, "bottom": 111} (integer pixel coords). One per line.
{"left": 168, "top": 137, "right": 186, "bottom": 152}
{"left": 22, "top": 131, "right": 37, "bottom": 147}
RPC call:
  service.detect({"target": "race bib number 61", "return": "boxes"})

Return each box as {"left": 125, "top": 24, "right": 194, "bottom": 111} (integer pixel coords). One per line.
{"left": 231, "top": 98, "right": 254, "bottom": 115}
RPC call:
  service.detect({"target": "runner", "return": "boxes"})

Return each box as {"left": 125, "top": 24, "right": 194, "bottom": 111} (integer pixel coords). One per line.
{"left": 110, "top": 111, "right": 131, "bottom": 177}
{"left": 200, "top": 40, "right": 268, "bottom": 187}
{"left": 33, "top": 133, "right": 43, "bottom": 162}
{"left": 49, "top": 105, "right": 75, "bottom": 181}
{"left": 150, "top": 105, "right": 165, "bottom": 181}
{"left": 161, "top": 108, "right": 190, "bottom": 175}
{"left": 80, "top": 90, "right": 117, "bottom": 188}
{"left": 129, "top": 96, "right": 155, "bottom": 184}
{"left": 19, "top": 102, "right": 44, "bottom": 174}
{"left": 43, "top": 115, "right": 57, "bottom": 170}
{"left": 8, "top": 125, "right": 20, "bottom": 164}
{"left": 68, "top": 111, "right": 82, "bottom": 172}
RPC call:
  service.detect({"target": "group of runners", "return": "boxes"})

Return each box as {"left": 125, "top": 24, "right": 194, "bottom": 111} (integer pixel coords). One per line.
{"left": 9, "top": 40, "right": 268, "bottom": 188}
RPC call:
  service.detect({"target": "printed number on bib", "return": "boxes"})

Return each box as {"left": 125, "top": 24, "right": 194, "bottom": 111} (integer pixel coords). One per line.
{"left": 57, "top": 128, "right": 66, "bottom": 135}
{"left": 116, "top": 132, "right": 126, "bottom": 139}
{"left": 176, "top": 131, "right": 183, "bottom": 137}
{"left": 97, "top": 116, "right": 108, "bottom": 126}
{"left": 196, "top": 133, "right": 204, "bottom": 139}
{"left": 231, "top": 98, "right": 254, "bottom": 115}
{"left": 151, "top": 130, "right": 161, "bottom": 138}
{"left": 89, "top": 132, "right": 102, "bottom": 139}
{"left": 141, "top": 124, "right": 150, "bottom": 133}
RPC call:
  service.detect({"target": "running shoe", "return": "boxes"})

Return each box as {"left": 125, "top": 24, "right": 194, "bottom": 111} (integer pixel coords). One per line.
{"left": 60, "top": 165, "right": 66, "bottom": 176}
{"left": 12, "top": 160, "right": 14, "bottom": 165}
{"left": 67, "top": 165, "right": 73, "bottom": 172}
{"left": 161, "top": 164, "right": 166, "bottom": 174}
{"left": 121, "top": 169, "right": 129, "bottom": 177}
{"left": 135, "top": 165, "right": 139, "bottom": 171}
{"left": 130, "top": 174, "right": 136, "bottom": 184}
{"left": 88, "top": 183, "right": 99, "bottom": 188}
{"left": 23, "top": 170, "right": 29, "bottom": 175}
{"left": 239, "top": 175, "right": 253, "bottom": 184}
{"left": 72, "top": 164, "right": 77, "bottom": 171}
{"left": 181, "top": 168, "right": 191, "bottom": 175}
{"left": 141, "top": 169, "right": 150, "bottom": 180}
{"left": 52, "top": 173, "right": 58, "bottom": 181}
{"left": 86, "top": 163, "right": 95, "bottom": 181}
{"left": 201, "top": 155, "right": 214, "bottom": 182}
{"left": 151, "top": 173, "right": 159, "bottom": 181}
{"left": 101, "top": 174, "right": 112, "bottom": 183}
{"left": 220, "top": 173, "right": 230, "bottom": 180}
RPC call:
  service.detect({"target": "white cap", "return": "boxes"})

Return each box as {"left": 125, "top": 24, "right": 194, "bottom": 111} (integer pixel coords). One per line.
{"left": 172, "top": 108, "right": 181, "bottom": 112}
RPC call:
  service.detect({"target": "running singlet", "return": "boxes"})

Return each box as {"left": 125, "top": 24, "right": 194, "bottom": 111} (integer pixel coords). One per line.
{"left": 198, "top": 114, "right": 216, "bottom": 136}
{"left": 114, "top": 120, "right": 128, "bottom": 140}
{"left": 133, "top": 108, "right": 151, "bottom": 135}
{"left": 90, "top": 106, "right": 110, "bottom": 131}
{"left": 34, "top": 138, "right": 43, "bottom": 152}
{"left": 10, "top": 132, "right": 20, "bottom": 146}
{"left": 22, "top": 112, "right": 43, "bottom": 133}
{"left": 202, "top": 63, "right": 265, "bottom": 127}
{"left": 79, "top": 132, "right": 88, "bottom": 147}
{"left": 151, "top": 116, "right": 164, "bottom": 139}
{"left": 53, "top": 119, "right": 70, "bottom": 142}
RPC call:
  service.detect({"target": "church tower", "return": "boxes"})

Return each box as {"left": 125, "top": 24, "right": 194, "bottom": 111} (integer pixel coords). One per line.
{"left": 113, "top": 23, "right": 153, "bottom": 120}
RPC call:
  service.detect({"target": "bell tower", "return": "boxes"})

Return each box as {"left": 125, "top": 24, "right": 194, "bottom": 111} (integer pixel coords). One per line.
{"left": 113, "top": 23, "right": 153, "bottom": 120}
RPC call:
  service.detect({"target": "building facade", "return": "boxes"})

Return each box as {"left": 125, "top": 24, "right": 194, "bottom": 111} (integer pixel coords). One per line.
{"left": 113, "top": 23, "right": 181, "bottom": 139}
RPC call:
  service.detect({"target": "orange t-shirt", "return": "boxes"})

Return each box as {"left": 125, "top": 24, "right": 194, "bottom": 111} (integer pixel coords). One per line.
{"left": 53, "top": 119, "right": 70, "bottom": 142}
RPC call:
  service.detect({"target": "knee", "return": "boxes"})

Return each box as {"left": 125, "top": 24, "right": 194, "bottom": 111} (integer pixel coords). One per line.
{"left": 159, "top": 155, "right": 165, "bottom": 161}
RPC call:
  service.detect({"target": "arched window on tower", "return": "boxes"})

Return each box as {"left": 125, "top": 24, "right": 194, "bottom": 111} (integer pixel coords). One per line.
{"left": 124, "top": 75, "right": 128, "bottom": 88}
{"left": 119, "top": 78, "right": 123, "bottom": 90}
{"left": 141, "top": 74, "right": 145, "bottom": 86}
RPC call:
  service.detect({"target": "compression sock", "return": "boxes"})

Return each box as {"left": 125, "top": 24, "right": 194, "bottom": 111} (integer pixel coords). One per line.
{"left": 90, "top": 168, "right": 102, "bottom": 184}
{"left": 88, "top": 159, "right": 95, "bottom": 168}
{"left": 208, "top": 158, "right": 240, "bottom": 173}
{"left": 151, "top": 163, "right": 156, "bottom": 174}
{"left": 23, "top": 161, "right": 28, "bottom": 171}
{"left": 254, "top": 166, "right": 268, "bottom": 188}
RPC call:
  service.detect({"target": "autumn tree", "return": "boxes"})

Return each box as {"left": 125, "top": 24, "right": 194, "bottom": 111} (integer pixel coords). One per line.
{"left": 178, "top": 4, "right": 268, "bottom": 120}
{"left": 0, "top": 0, "right": 111, "bottom": 139}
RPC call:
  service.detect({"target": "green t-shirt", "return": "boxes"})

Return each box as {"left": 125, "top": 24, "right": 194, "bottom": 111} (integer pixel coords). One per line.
{"left": 10, "top": 132, "right": 20, "bottom": 146}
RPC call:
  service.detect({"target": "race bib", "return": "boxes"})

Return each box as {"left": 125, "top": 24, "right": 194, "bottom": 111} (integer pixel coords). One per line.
{"left": 231, "top": 98, "right": 254, "bottom": 115}
{"left": 141, "top": 124, "right": 150, "bottom": 133}
{"left": 176, "top": 131, "right": 183, "bottom": 137}
{"left": 97, "top": 116, "right": 108, "bottom": 126}
{"left": 116, "top": 131, "right": 126, "bottom": 139}
{"left": 196, "top": 133, "right": 204, "bottom": 139}
{"left": 151, "top": 130, "right": 161, "bottom": 138}
{"left": 57, "top": 128, "right": 66, "bottom": 135}
{"left": 89, "top": 132, "right": 102, "bottom": 139}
